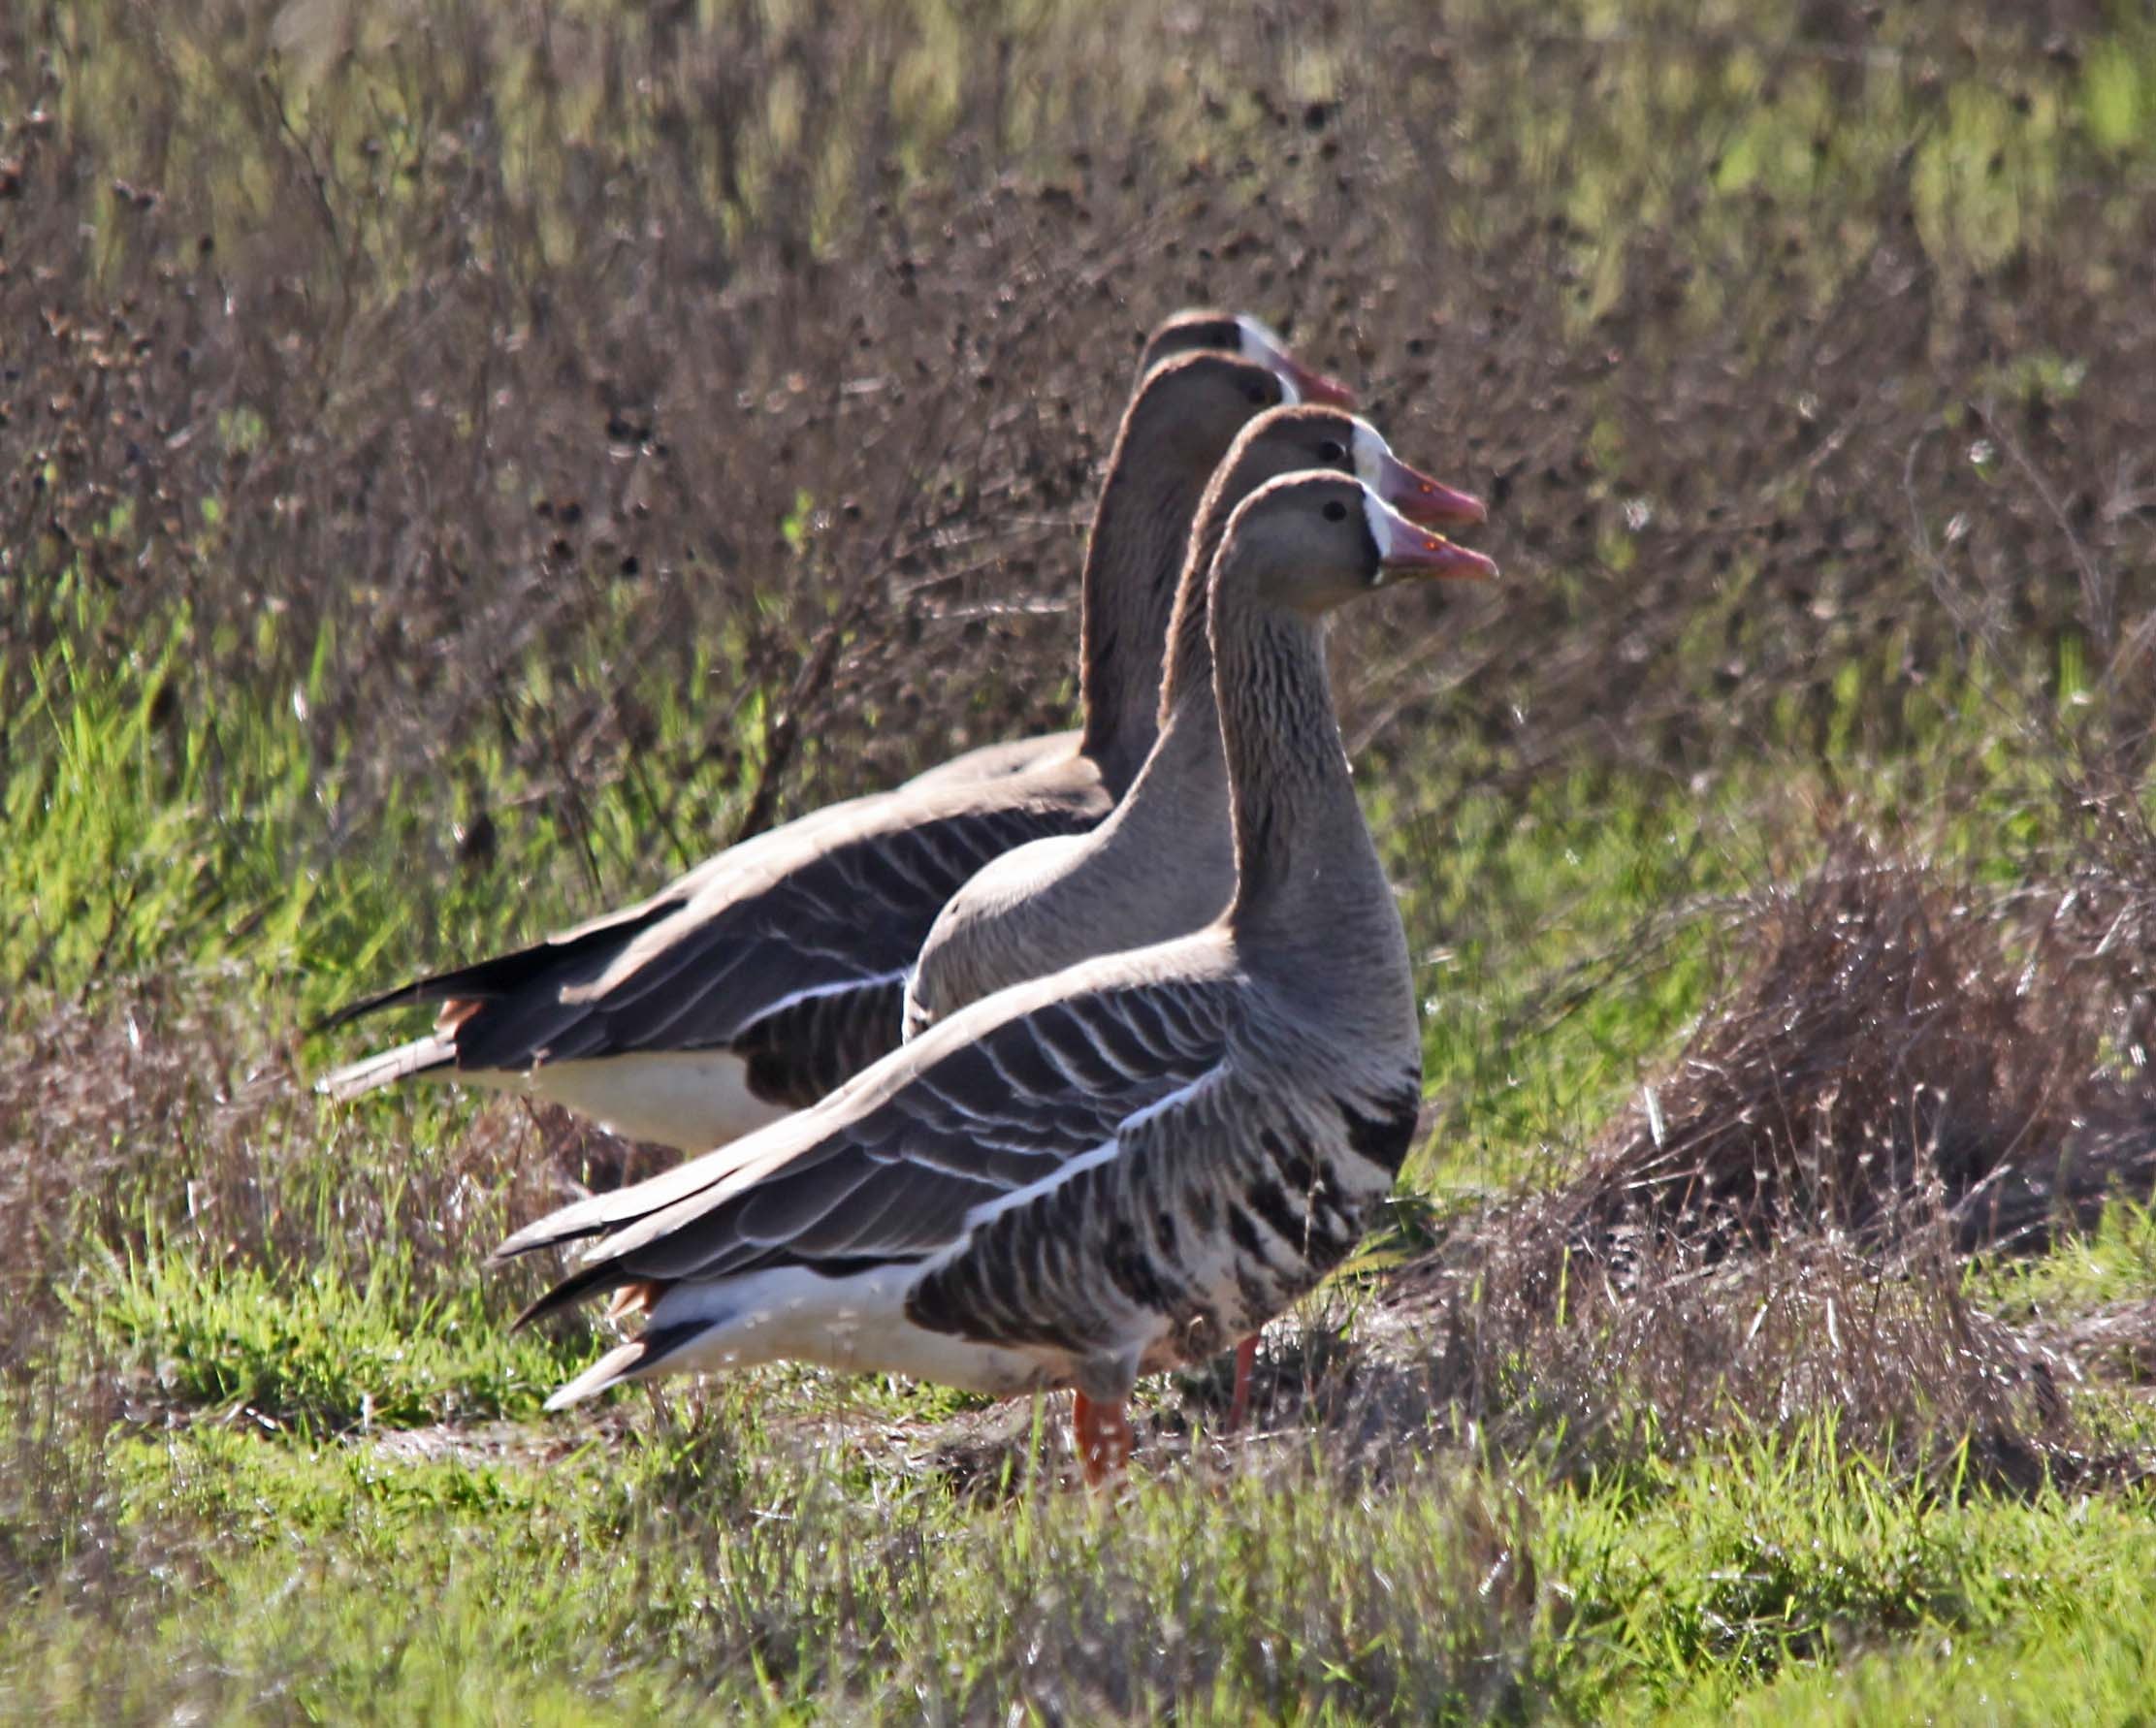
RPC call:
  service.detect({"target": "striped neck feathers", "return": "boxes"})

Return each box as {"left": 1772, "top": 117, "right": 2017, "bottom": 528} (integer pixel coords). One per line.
{"left": 1211, "top": 599, "right": 1388, "bottom": 944}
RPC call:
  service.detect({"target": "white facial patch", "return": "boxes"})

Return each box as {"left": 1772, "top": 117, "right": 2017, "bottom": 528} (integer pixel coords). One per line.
{"left": 1350, "top": 420, "right": 1391, "bottom": 491}
{"left": 1236, "top": 314, "right": 1301, "bottom": 405}
{"left": 1361, "top": 486, "right": 1398, "bottom": 580}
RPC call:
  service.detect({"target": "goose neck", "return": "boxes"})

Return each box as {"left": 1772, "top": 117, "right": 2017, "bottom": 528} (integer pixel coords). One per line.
{"left": 1077, "top": 440, "right": 1215, "bottom": 794}
{"left": 1214, "top": 602, "right": 1392, "bottom": 950}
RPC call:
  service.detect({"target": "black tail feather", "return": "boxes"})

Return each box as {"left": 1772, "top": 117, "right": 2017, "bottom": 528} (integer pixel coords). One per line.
{"left": 509, "top": 1256, "right": 639, "bottom": 1331}
{"left": 308, "top": 898, "right": 683, "bottom": 1037}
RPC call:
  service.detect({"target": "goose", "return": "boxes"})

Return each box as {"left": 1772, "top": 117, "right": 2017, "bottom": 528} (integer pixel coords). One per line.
{"left": 898, "top": 409, "right": 1490, "bottom": 1429}
{"left": 315, "top": 339, "right": 1329, "bottom": 1150}
{"left": 491, "top": 471, "right": 1498, "bottom": 1482}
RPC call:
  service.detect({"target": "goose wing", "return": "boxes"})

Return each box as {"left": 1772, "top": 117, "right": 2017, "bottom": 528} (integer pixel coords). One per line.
{"left": 498, "top": 960, "right": 1238, "bottom": 1316}
{"left": 322, "top": 774, "right": 1105, "bottom": 1107}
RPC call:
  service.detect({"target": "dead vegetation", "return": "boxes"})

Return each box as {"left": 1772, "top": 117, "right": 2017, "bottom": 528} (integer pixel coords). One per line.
{"left": 0, "top": 980, "right": 614, "bottom": 1386}
{"left": 1552, "top": 825, "right": 2155, "bottom": 1254}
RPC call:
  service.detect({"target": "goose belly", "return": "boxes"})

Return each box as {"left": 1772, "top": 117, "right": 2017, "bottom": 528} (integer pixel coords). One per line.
{"left": 1159, "top": 1151, "right": 1384, "bottom": 1359}
{"left": 644, "top": 1266, "right": 1058, "bottom": 1396}
{"left": 1179, "top": 1084, "right": 1424, "bottom": 1345}
{"left": 460, "top": 1051, "right": 793, "bottom": 1152}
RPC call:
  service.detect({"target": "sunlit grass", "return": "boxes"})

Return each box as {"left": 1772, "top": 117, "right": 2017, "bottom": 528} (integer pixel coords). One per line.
{"left": 8, "top": 594, "right": 2141, "bottom": 1719}
{"left": 84, "top": 1237, "right": 588, "bottom": 1431}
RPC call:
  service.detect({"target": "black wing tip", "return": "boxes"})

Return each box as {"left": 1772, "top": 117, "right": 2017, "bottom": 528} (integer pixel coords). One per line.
{"left": 306, "top": 980, "right": 427, "bottom": 1037}
{"left": 501, "top": 1242, "right": 626, "bottom": 1331}
{"left": 517, "top": 1258, "right": 621, "bottom": 1327}
{"left": 541, "top": 1321, "right": 710, "bottom": 1410}
{"left": 510, "top": 1283, "right": 578, "bottom": 1332}
{"left": 308, "top": 901, "right": 677, "bottom": 1042}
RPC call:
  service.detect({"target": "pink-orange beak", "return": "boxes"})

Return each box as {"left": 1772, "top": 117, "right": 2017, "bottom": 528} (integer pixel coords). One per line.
{"left": 1367, "top": 442, "right": 1487, "bottom": 528}
{"left": 1277, "top": 353, "right": 1358, "bottom": 408}
{"left": 1366, "top": 489, "right": 1500, "bottom": 582}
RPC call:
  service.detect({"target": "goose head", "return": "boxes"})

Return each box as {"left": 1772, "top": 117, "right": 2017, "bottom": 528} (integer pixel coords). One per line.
{"left": 1215, "top": 406, "right": 1487, "bottom": 529}
{"left": 1118, "top": 350, "right": 1299, "bottom": 472}
{"left": 1078, "top": 350, "right": 1306, "bottom": 782}
{"left": 1215, "top": 472, "right": 1498, "bottom": 620}
{"left": 1141, "top": 308, "right": 1357, "bottom": 407}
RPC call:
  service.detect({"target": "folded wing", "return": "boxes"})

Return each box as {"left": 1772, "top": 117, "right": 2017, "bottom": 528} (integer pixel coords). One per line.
{"left": 499, "top": 962, "right": 1237, "bottom": 1319}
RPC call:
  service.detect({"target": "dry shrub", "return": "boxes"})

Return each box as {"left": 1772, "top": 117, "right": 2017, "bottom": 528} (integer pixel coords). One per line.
{"left": 0, "top": 978, "right": 267, "bottom": 1368}
{"left": 0, "top": 980, "right": 617, "bottom": 1386}
{"left": 0, "top": 1364, "right": 131, "bottom": 1606}
{"left": 7, "top": 0, "right": 2155, "bottom": 936}
{"left": 0, "top": 0, "right": 1400, "bottom": 875}
{"left": 1527, "top": 827, "right": 2156, "bottom": 1255}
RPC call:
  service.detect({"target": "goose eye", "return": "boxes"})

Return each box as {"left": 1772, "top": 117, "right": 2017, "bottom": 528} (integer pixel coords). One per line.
{"left": 1317, "top": 438, "right": 1346, "bottom": 464}
{"left": 1322, "top": 499, "right": 1347, "bottom": 522}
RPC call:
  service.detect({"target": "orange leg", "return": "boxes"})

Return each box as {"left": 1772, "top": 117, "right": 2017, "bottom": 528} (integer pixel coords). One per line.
{"left": 1224, "top": 1334, "right": 1259, "bottom": 1434}
{"left": 1072, "top": 1391, "right": 1133, "bottom": 1486}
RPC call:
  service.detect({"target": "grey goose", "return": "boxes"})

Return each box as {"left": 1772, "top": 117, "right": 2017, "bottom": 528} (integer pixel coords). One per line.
{"left": 492, "top": 471, "right": 1494, "bottom": 1481}
{"left": 314, "top": 331, "right": 1337, "bottom": 1150}
{"left": 899, "top": 408, "right": 1492, "bottom": 1428}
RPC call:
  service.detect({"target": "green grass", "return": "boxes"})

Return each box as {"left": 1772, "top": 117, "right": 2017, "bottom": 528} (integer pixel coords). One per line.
{"left": 9, "top": 1399, "right": 2151, "bottom": 1720}
{"left": 1707, "top": 1585, "right": 2156, "bottom": 1725}
{"left": 7, "top": 493, "right": 2146, "bottom": 1718}
{"left": 1540, "top": 1421, "right": 2138, "bottom": 1715}
{"left": 7, "top": 614, "right": 2142, "bottom": 1719}
{"left": 83, "top": 1236, "right": 591, "bottom": 1431}
{"left": 1979, "top": 1200, "right": 2156, "bottom": 1318}
{"left": 1, "top": 581, "right": 766, "bottom": 1007}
